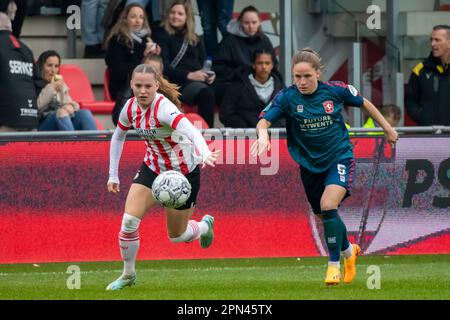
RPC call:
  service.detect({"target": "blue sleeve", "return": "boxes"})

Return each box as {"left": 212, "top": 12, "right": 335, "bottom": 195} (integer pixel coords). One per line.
{"left": 260, "top": 89, "right": 288, "bottom": 124}
{"left": 336, "top": 84, "right": 364, "bottom": 107}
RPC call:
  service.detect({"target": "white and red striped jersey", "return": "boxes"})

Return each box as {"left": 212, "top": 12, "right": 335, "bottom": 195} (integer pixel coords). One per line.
{"left": 117, "top": 93, "right": 206, "bottom": 175}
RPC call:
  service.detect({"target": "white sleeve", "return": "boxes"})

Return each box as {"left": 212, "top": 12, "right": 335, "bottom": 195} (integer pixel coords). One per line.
{"left": 157, "top": 99, "right": 185, "bottom": 129}
{"left": 117, "top": 98, "right": 133, "bottom": 131}
{"left": 108, "top": 126, "right": 128, "bottom": 184}
{"left": 157, "top": 98, "right": 211, "bottom": 161}
{"left": 174, "top": 117, "right": 211, "bottom": 162}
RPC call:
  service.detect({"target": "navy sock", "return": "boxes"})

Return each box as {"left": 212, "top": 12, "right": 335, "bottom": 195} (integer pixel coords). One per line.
{"left": 322, "top": 209, "right": 342, "bottom": 262}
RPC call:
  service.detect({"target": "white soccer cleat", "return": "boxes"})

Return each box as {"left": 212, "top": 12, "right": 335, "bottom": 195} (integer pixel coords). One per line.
{"left": 106, "top": 274, "right": 136, "bottom": 291}
{"left": 200, "top": 215, "right": 214, "bottom": 249}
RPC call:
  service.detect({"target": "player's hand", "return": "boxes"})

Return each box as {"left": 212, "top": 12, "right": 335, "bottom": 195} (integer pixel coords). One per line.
{"left": 386, "top": 128, "right": 399, "bottom": 148}
{"left": 202, "top": 150, "right": 221, "bottom": 168}
{"left": 250, "top": 132, "right": 271, "bottom": 157}
{"left": 107, "top": 179, "right": 120, "bottom": 193}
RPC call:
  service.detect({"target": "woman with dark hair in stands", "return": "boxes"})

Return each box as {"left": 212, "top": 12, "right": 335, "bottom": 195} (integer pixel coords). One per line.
{"left": 213, "top": 5, "right": 280, "bottom": 105}
{"left": 104, "top": 3, "right": 160, "bottom": 100}
{"left": 152, "top": 0, "right": 216, "bottom": 128}
{"left": 220, "top": 48, "right": 285, "bottom": 128}
{"left": 35, "top": 50, "right": 97, "bottom": 131}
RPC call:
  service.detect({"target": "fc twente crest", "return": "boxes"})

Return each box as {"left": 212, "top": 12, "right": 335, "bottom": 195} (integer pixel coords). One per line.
{"left": 323, "top": 101, "right": 334, "bottom": 114}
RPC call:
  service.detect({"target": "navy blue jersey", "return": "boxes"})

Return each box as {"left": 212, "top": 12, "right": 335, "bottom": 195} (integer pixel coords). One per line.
{"left": 262, "top": 81, "right": 364, "bottom": 173}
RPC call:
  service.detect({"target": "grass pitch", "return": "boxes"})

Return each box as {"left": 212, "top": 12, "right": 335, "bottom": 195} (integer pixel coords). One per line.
{"left": 0, "top": 255, "right": 448, "bottom": 300}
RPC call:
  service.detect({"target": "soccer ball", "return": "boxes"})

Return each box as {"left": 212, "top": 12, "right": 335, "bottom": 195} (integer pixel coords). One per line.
{"left": 151, "top": 170, "right": 192, "bottom": 208}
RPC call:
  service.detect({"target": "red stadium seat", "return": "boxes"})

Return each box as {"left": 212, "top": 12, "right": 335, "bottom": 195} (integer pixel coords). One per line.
{"left": 103, "top": 67, "right": 113, "bottom": 101}
{"left": 184, "top": 113, "right": 209, "bottom": 129}
{"left": 59, "top": 64, "right": 114, "bottom": 114}
{"left": 404, "top": 112, "right": 417, "bottom": 126}
{"left": 94, "top": 117, "right": 104, "bottom": 130}
{"left": 181, "top": 103, "right": 197, "bottom": 113}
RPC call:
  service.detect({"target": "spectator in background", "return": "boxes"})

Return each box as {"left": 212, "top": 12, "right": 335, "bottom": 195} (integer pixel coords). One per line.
{"left": 0, "top": 0, "right": 26, "bottom": 38}
{"left": 220, "top": 48, "right": 284, "bottom": 128}
{"left": 81, "top": 0, "right": 108, "bottom": 58}
{"left": 196, "top": 0, "right": 234, "bottom": 58}
{"left": 104, "top": 3, "right": 160, "bottom": 101}
{"left": 103, "top": 0, "right": 169, "bottom": 36}
{"left": 0, "top": 12, "right": 38, "bottom": 131}
{"left": 363, "top": 103, "right": 401, "bottom": 130}
{"left": 153, "top": 0, "right": 216, "bottom": 128}
{"left": 112, "top": 53, "right": 165, "bottom": 126}
{"left": 125, "top": 0, "right": 168, "bottom": 29}
{"left": 405, "top": 24, "right": 450, "bottom": 126}
{"left": 213, "top": 5, "right": 280, "bottom": 106}
{"left": 35, "top": 50, "right": 97, "bottom": 131}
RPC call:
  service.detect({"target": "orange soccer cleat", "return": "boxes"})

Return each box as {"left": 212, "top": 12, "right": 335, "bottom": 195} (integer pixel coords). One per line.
{"left": 344, "top": 244, "right": 361, "bottom": 284}
{"left": 324, "top": 265, "right": 341, "bottom": 286}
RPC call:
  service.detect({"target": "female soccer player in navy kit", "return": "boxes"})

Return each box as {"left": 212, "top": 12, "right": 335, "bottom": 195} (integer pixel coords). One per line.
{"left": 106, "top": 64, "right": 220, "bottom": 290}
{"left": 251, "top": 48, "right": 399, "bottom": 286}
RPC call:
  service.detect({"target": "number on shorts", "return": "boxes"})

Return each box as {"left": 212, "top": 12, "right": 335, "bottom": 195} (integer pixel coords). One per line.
{"left": 337, "top": 164, "right": 346, "bottom": 176}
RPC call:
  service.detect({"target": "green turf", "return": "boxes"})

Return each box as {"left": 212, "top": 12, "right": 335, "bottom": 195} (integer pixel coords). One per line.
{"left": 0, "top": 255, "right": 449, "bottom": 300}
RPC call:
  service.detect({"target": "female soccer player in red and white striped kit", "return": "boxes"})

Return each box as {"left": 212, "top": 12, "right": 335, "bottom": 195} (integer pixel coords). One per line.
{"left": 106, "top": 64, "right": 220, "bottom": 290}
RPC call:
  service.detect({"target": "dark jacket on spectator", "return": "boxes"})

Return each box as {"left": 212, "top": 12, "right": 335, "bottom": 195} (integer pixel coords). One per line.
{"left": 105, "top": 34, "right": 150, "bottom": 100}
{"left": 153, "top": 26, "right": 207, "bottom": 90}
{"left": 0, "top": 30, "right": 39, "bottom": 129}
{"left": 213, "top": 19, "right": 280, "bottom": 83}
{"left": 220, "top": 66, "right": 285, "bottom": 128}
{"left": 405, "top": 52, "right": 450, "bottom": 126}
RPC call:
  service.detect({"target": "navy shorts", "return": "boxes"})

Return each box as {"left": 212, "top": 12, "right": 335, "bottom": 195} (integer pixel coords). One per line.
{"left": 300, "top": 158, "right": 355, "bottom": 215}
{"left": 133, "top": 163, "right": 201, "bottom": 210}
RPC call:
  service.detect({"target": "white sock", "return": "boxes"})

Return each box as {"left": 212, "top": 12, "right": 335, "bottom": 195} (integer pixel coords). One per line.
{"left": 170, "top": 220, "right": 206, "bottom": 243}
{"left": 328, "top": 261, "right": 340, "bottom": 269}
{"left": 118, "top": 214, "right": 141, "bottom": 276}
{"left": 198, "top": 220, "right": 209, "bottom": 235}
{"left": 342, "top": 243, "right": 354, "bottom": 259}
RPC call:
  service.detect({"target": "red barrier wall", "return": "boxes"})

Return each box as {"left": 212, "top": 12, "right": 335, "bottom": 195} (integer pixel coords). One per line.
{"left": 0, "top": 137, "right": 449, "bottom": 264}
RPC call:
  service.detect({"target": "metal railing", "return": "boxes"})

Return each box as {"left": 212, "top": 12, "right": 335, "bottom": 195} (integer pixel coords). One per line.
{"left": 1, "top": 127, "right": 449, "bottom": 142}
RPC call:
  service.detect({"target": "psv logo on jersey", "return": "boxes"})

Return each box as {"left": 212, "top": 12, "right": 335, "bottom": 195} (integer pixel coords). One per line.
{"left": 322, "top": 100, "right": 334, "bottom": 114}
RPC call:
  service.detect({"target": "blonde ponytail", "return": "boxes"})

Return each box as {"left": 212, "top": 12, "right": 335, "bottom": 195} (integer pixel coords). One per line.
{"left": 158, "top": 77, "right": 181, "bottom": 108}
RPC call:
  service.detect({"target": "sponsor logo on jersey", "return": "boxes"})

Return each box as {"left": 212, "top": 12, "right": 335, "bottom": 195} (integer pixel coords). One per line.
{"left": 323, "top": 101, "right": 334, "bottom": 114}
{"left": 347, "top": 84, "right": 359, "bottom": 96}
{"left": 135, "top": 127, "right": 158, "bottom": 139}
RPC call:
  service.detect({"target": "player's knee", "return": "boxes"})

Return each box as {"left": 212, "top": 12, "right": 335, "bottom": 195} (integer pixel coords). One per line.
{"left": 320, "top": 200, "right": 338, "bottom": 212}
{"left": 121, "top": 213, "right": 141, "bottom": 233}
